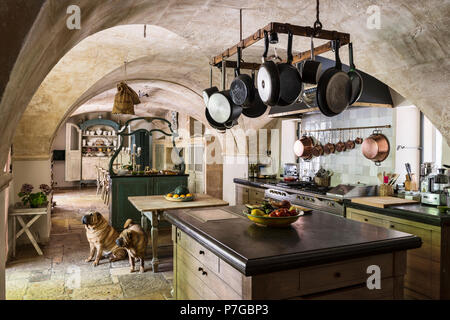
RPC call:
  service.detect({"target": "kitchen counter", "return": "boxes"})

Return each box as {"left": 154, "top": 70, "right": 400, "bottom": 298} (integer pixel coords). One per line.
{"left": 166, "top": 205, "right": 421, "bottom": 299}
{"left": 165, "top": 205, "right": 421, "bottom": 276}
{"left": 233, "top": 177, "right": 279, "bottom": 188}
{"left": 110, "top": 173, "right": 189, "bottom": 178}
{"left": 346, "top": 201, "right": 450, "bottom": 227}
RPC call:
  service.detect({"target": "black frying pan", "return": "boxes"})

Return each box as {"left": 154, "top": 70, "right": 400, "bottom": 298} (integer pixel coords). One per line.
{"left": 230, "top": 47, "right": 254, "bottom": 107}
{"left": 242, "top": 71, "right": 268, "bottom": 118}
{"left": 257, "top": 31, "right": 280, "bottom": 106}
{"left": 277, "top": 31, "right": 303, "bottom": 106}
{"left": 205, "top": 106, "right": 226, "bottom": 132}
{"left": 316, "top": 40, "right": 352, "bottom": 116}
{"left": 347, "top": 42, "right": 363, "bottom": 105}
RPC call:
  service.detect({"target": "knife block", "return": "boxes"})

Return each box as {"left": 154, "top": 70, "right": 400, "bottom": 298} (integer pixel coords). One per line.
{"left": 405, "top": 174, "right": 418, "bottom": 191}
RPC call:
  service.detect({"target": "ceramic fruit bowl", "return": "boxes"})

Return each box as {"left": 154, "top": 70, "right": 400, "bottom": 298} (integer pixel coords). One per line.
{"left": 243, "top": 205, "right": 311, "bottom": 227}
{"left": 165, "top": 193, "right": 195, "bottom": 202}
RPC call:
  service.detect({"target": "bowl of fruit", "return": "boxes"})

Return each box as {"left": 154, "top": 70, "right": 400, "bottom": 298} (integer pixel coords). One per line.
{"left": 244, "top": 200, "right": 311, "bottom": 227}
{"left": 165, "top": 185, "right": 194, "bottom": 202}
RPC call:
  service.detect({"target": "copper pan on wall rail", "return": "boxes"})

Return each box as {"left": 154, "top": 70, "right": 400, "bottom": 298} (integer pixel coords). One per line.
{"left": 361, "top": 130, "right": 390, "bottom": 166}
{"left": 293, "top": 135, "right": 314, "bottom": 160}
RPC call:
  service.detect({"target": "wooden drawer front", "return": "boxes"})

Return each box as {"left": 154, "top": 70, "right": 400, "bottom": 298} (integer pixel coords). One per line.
{"left": 388, "top": 222, "right": 431, "bottom": 259}
{"left": 349, "top": 211, "right": 388, "bottom": 228}
{"left": 405, "top": 254, "right": 432, "bottom": 298}
{"left": 431, "top": 230, "right": 441, "bottom": 263}
{"left": 294, "top": 278, "right": 395, "bottom": 300}
{"left": 299, "top": 253, "right": 394, "bottom": 296}
{"left": 249, "top": 189, "right": 265, "bottom": 204}
{"left": 177, "top": 229, "right": 219, "bottom": 273}
{"left": 218, "top": 259, "right": 243, "bottom": 295}
{"left": 177, "top": 271, "right": 219, "bottom": 300}
{"left": 178, "top": 246, "right": 241, "bottom": 299}
{"left": 235, "top": 186, "right": 249, "bottom": 205}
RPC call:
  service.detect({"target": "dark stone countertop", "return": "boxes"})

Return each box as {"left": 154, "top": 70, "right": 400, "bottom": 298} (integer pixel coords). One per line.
{"left": 164, "top": 205, "right": 421, "bottom": 276}
{"left": 345, "top": 201, "right": 450, "bottom": 227}
{"left": 110, "top": 174, "right": 189, "bottom": 179}
{"left": 233, "top": 177, "right": 279, "bottom": 188}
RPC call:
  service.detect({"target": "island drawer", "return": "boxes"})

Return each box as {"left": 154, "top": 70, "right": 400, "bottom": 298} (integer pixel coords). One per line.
{"left": 177, "top": 245, "right": 241, "bottom": 299}
{"left": 347, "top": 210, "right": 387, "bottom": 228}
{"left": 176, "top": 229, "right": 219, "bottom": 273}
{"left": 298, "top": 253, "right": 394, "bottom": 296}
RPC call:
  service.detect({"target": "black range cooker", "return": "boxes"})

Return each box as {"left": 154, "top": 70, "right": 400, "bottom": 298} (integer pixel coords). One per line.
{"left": 263, "top": 181, "right": 345, "bottom": 217}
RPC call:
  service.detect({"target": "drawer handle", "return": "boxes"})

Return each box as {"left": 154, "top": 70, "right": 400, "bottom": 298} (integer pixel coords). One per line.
{"left": 198, "top": 267, "right": 207, "bottom": 276}
{"left": 198, "top": 267, "right": 203, "bottom": 272}
{"left": 199, "top": 250, "right": 205, "bottom": 255}
{"left": 202, "top": 271, "right": 208, "bottom": 276}
{"left": 390, "top": 225, "right": 395, "bottom": 228}
{"left": 364, "top": 218, "right": 368, "bottom": 222}
{"left": 334, "top": 272, "right": 341, "bottom": 278}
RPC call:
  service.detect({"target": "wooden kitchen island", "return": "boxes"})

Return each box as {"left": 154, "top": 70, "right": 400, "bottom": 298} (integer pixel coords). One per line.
{"left": 164, "top": 206, "right": 422, "bottom": 300}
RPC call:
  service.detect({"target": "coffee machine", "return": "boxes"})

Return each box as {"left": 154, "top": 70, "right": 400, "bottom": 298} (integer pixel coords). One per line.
{"left": 421, "top": 166, "right": 449, "bottom": 206}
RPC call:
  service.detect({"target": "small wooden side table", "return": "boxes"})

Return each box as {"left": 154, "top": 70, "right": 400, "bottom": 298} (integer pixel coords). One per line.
{"left": 9, "top": 203, "right": 50, "bottom": 257}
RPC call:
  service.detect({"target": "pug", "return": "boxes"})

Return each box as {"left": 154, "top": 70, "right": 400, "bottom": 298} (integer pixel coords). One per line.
{"left": 82, "top": 211, "right": 127, "bottom": 266}
{"left": 116, "top": 219, "right": 148, "bottom": 273}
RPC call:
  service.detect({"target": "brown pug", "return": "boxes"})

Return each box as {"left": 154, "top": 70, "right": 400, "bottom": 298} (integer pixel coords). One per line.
{"left": 116, "top": 219, "right": 147, "bottom": 273}
{"left": 82, "top": 211, "right": 127, "bottom": 266}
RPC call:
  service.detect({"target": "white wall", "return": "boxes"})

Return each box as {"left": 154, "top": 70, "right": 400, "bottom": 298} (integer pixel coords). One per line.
{"left": 280, "top": 120, "right": 298, "bottom": 171}
{"left": 394, "top": 106, "right": 421, "bottom": 184}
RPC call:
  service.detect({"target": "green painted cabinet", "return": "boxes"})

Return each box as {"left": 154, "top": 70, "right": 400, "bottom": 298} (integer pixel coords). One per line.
{"left": 109, "top": 175, "right": 188, "bottom": 230}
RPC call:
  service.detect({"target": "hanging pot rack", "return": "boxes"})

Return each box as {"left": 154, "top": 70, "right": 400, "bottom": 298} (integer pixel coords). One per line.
{"left": 211, "top": 22, "right": 350, "bottom": 70}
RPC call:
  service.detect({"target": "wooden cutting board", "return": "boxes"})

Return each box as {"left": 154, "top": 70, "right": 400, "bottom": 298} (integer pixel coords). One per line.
{"left": 351, "top": 196, "right": 418, "bottom": 208}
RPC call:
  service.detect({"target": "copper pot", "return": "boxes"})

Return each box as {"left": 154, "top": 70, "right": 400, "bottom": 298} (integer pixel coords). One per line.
{"left": 336, "top": 140, "right": 346, "bottom": 152}
{"left": 355, "top": 137, "right": 363, "bottom": 144}
{"left": 362, "top": 131, "right": 390, "bottom": 166}
{"left": 312, "top": 143, "right": 324, "bottom": 157}
{"left": 293, "top": 135, "right": 314, "bottom": 160}
{"left": 323, "top": 142, "right": 335, "bottom": 154}
{"left": 345, "top": 139, "right": 355, "bottom": 150}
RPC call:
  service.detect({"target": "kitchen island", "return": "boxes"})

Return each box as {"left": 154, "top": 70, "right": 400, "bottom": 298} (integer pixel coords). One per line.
{"left": 109, "top": 174, "right": 188, "bottom": 230}
{"left": 164, "top": 206, "right": 421, "bottom": 300}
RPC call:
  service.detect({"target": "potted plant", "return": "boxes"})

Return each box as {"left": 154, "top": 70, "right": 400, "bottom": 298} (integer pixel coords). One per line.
{"left": 18, "top": 183, "right": 52, "bottom": 208}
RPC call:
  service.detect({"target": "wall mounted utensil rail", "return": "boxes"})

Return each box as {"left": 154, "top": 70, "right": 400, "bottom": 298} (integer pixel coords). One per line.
{"left": 303, "top": 125, "right": 391, "bottom": 133}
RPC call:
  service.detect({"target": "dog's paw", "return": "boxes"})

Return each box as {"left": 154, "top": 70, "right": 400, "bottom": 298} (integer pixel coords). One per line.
{"left": 93, "top": 261, "right": 99, "bottom": 267}
{"left": 85, "top": 258, "right": 93, "bottom": 263}
{"left": 129, "top": 268, "right": 135, "bottom": 273}
{"left": 139, "top": 267, "right": 145, "bottom": 273}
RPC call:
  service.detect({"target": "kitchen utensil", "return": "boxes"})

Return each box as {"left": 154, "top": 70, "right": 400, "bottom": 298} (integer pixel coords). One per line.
{"left": 345, "top": 130, "right": 355, "bottom": 150}
{"left": 323, "top": 131, "right": 335, "bottom": 155}
{"left": 316, "top": 40, "right": 352, "bottom": 116}
{"left": 257, "top": 31, "right": 280, "bottom": 106}
{"left": 311, "top": 132, "right": 324, "bottom": 157}
{"left": 362, "top": 130, "right": 390, "bottom": 166}
{"left": 405, "top": 163, "right": 412, "bottom": 181}
{"left": 96, "top": 129, "right": 103, "bottom": 135}
{"left": 347, "top": 42, "right": 363, "bottom": 105}
{"left": 276, "top": 31, "right": 303, "bottom": 106}
{"left": 207, "top": 90, "right": 242, "bottom": 124}
{"left": 293, "top": 134, "right": 314, "bottom": 160}
{"left": 300, "top": 35, "right": 322, "bottom": 84}
{"left": 335, "top": 130, "right": 347, "bottom": 152}
{"left": 202, "top": 86, "right": 219, "bottom": 106}
{"left": 355, "top": 128, "right": 363, "bottom": 144}
{"left": 351, "top": 196, "right": 418, "bottom": 208}
{"left": 205, "top": 106, "right": 226, "bottom": 132}
{"left": 300, "top": 86, "right": 317, "bottom": 108}
{"left": 242, "top": 71, "right": 268, "bottom": 118}
{"left": 230, "top": 47, "right": 255, "bottom": 107}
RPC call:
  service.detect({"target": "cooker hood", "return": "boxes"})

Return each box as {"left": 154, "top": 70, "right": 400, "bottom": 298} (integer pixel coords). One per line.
{"left": 268, "top": 56, "right": 393, "bottom": 118}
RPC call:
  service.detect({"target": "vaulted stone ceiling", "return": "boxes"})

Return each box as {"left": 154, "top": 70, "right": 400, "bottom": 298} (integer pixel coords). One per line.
{"left": 1, "top": 0, "right": 449, "bottom": 164}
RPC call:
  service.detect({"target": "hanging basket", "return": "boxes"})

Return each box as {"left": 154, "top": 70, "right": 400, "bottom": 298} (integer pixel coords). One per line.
{"left": 112, "top": 81, "right": 140, "bottom": 115}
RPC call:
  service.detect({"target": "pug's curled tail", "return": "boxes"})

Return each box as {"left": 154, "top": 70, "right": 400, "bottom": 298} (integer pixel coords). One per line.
{"left": 124, "top": 219, "right": 133, "bottom": 229}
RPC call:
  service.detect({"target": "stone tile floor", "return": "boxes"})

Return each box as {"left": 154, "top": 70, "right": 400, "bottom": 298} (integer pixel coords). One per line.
{"left": 6, "top": 187, "right": 174, "bottom": 300}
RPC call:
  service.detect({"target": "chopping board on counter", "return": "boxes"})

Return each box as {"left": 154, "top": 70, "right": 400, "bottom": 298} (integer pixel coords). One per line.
{"left": 351, "top": 196, "right": 418, "bottom": 208}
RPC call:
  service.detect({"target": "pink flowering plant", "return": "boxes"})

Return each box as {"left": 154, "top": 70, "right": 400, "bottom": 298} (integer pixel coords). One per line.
{"left": 18, "top": 183, "right": 52, "bottom": 208}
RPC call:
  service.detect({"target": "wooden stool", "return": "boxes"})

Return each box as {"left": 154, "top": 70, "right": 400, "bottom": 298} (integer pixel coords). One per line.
{"left": 9, "top": 206, "right": 48, "bottom": 257}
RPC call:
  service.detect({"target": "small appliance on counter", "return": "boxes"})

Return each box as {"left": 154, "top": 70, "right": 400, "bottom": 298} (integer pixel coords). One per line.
{"left": 283, "top": 163, "right": 299, "bottom": 181}
{"left": 421, "top": 167, "right": 449, "bottom": 206}
{"left": 326, "top": 183, "right": 377, "bottom": 199}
